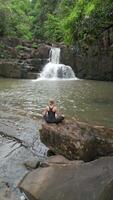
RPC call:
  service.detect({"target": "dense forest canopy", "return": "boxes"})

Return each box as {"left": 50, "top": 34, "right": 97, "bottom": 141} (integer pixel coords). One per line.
{"left": 0, "top": 0, "right": 113, "bottom": 45}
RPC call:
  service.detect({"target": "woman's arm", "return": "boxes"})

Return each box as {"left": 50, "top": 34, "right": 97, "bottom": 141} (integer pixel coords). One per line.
{"left": 54, "top": 106, "right": 64, "bottom": 118}
{"left": 42, "top": 106, "right": 49, "bottom": 116}
{"left": 53, "top": 106, "right": 59, "bottom": 117}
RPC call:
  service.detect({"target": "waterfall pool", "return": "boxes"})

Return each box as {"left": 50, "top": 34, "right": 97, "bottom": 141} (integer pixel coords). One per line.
{"left": 0, "top": 78, "right": 113, "bottom": 128}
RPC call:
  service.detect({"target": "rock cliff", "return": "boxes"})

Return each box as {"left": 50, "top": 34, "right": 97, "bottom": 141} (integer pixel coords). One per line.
{"left": 0, "top": 38, "right": 51, "bottom": 79}
{"left": 60, "top": 28, "right": 113, "bottom": 81}
{"left": 1, "top": 30, "right": 113, "bottom": 81}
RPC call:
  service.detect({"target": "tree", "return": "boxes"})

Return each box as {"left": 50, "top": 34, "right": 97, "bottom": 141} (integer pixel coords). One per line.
{"left": 0, "top": 0, "right": 11, "bottom": 36}
{"left": 9, "top": 0, "right": 33, "bottom": 39}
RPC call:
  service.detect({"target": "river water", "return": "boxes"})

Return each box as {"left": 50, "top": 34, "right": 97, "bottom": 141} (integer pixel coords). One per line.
{"left": 0, "top": 78, "right": 113, "bottom": 128}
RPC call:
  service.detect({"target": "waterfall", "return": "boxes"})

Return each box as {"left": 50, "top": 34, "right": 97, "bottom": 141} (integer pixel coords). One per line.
{"left": 49, "top": 47, "right": 60, "bottom": 64}
{"left": 39, "top": 47, "right": 77, "bottom": 80}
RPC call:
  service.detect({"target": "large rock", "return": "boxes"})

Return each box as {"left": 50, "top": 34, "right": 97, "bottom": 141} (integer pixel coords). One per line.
{"left": 40, "top": 120, "right": 113, "bottom": 161}
{"left": 19, "top": 156, "right": 113, "bottom": 200}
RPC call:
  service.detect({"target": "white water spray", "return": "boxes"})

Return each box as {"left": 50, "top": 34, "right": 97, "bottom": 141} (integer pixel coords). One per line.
{"left": 39, "top": 47, "right": 77, "bottom": 80}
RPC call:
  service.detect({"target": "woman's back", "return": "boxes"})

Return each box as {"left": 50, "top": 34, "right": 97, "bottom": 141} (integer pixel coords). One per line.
{"left": 43, "top": 99, "right": 64, "bottom": 124}
{"left": 47, "top": 106, "right": 56, "bottom": 122}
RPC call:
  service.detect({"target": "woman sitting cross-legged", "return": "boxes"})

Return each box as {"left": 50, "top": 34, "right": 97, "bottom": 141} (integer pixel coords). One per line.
{"left": 43, "top": 99, "right": 64, "bottom": 124}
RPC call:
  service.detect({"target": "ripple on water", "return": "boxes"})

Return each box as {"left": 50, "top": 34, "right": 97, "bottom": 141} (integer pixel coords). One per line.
{"left": 0, "top": 79, "right": 113, "bottom": 127}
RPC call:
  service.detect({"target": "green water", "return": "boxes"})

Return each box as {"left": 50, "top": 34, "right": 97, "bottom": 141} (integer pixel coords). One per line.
{"left": 0, "top": 78, "right": 113, "bottom": 127}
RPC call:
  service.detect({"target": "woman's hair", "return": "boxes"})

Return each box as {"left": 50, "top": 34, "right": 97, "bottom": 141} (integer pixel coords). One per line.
{"left": 49, "top": 99, "right": 55, "bottom": 105}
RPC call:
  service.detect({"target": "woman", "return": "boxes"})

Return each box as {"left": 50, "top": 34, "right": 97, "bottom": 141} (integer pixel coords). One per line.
{"left": 43, "top": 99, "right": 64, "bottom": 124}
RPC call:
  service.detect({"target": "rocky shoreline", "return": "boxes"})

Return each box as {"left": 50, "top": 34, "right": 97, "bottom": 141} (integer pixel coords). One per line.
{"left": 18, "top": 120, "right": 113, "bottom": 200}
{"left": 0, "top": 110, "right": 48, "bottom": 200}
{"left": 0, "top": 114, "right": 113, "bottom": 199}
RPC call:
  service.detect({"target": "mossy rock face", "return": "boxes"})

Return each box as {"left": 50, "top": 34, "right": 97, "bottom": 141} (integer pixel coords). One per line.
{"left": 0, "top": 40, "right": 17, "bottom": 59}
{"left": 0, "top": 38, "right": 51, "bottom": 78}
{"left": 98, "top": 180, "right": 113, "bottom": 200}
{"left": 0, "top": 60, "right": 22, "bottom": 78}
{"left": 60, "top": 44, "right": 113, "bottom": 81}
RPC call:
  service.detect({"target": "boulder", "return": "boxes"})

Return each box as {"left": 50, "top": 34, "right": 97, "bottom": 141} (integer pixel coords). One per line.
{"left": 24, "top": 158, "right": 40, "bottom": 169}
{"left": 19, "top": 156, "right": 113, "bottom": 200}
{"left": 40, "top": 120, "right": 113, "bottom": 161}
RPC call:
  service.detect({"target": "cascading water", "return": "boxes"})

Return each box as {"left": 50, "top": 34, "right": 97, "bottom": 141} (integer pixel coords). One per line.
{"left": 39, "top": 47, "right": 77, "bottom": 80}
{"left": 49, "top": 47, "right": 60, "bottom": 64}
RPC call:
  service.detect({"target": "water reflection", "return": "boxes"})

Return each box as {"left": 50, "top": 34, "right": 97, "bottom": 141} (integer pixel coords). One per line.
{"left": 0, "top": 79, "right": 113, "bottom": 127}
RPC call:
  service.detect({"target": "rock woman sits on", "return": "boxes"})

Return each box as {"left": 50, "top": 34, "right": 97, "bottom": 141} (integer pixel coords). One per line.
{"left": 43, "top": 99, "right": 64, "bottom": 124}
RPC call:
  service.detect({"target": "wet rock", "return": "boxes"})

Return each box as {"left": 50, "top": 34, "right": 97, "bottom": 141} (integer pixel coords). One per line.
{"left": 24, "top": 159, "right": 40, "bottom": 169}
{"left": 40, "top": 120, "right": 113, "bottom": 161}
{"left": 27, "top": 58, "right": 48, "bottom": 72}
{"left": 0, "top": 181, "right": 18, "bottom": 200}
{"left": 46, "top": 155, "right": 70, "bottom": 164}
{"left": 39, "top": 155, "right": 83, "bottom": 167}
{"left": 60, "top": 46, "right": 75, "bottom": 69}
{"left": 0, "top": 112, "right": 47, "bottom": 199}
{"left": 26, "top": 72, "right": 38, "bottom": 79}
{"left": 19, "top": 156, "right": 113, "bottom": 200}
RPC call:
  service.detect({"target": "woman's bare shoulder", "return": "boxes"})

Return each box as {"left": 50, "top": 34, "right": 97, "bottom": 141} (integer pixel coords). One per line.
{"left": 53, "top": 106, "right": 57, "bottom": 111}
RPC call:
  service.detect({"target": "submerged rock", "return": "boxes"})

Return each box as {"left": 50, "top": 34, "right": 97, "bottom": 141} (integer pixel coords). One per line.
{"left": 19, "top": 156, "right": 113, "bottom": 200}
{"left": 40, "top": 120, "right": 113, "bottom": 161}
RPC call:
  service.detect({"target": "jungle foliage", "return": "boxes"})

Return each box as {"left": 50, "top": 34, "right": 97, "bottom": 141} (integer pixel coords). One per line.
{"left": 0, "top": 0, "right": 113, "bottom": 44}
